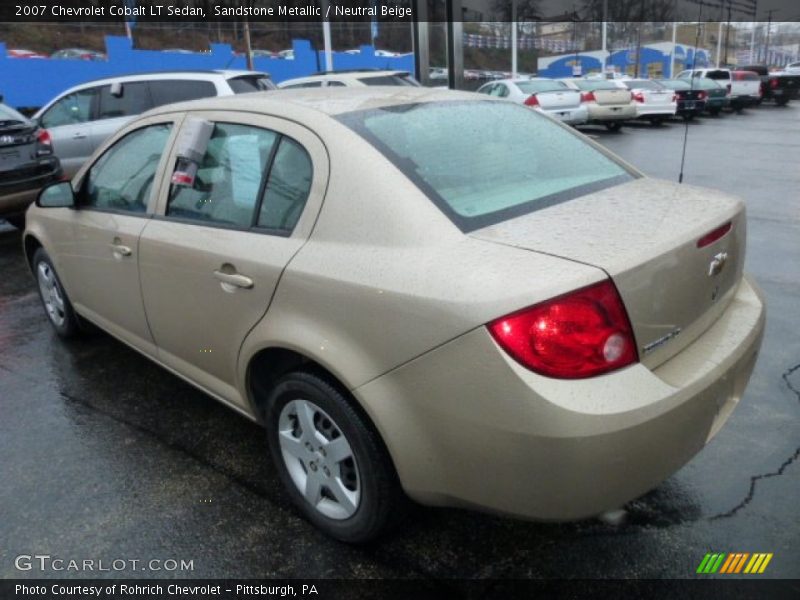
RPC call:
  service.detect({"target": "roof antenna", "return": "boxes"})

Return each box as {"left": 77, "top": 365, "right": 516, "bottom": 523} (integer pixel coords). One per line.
{"left": 678, "top": 2, "right": 705, "bottom": 184}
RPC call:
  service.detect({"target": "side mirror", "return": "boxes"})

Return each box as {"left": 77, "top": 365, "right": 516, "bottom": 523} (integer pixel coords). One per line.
{"left": 110, "top": 82, "right": 123, "bottom": 97}
{"left": 37, "top": 181, "right": 75, "bottom": 208}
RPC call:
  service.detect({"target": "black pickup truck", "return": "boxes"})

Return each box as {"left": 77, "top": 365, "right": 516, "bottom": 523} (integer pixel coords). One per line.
{"left": 737, "top": 65, "right": 800, "bottom": 106}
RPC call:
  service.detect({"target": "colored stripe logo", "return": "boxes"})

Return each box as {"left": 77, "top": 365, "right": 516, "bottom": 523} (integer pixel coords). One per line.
{"left": 696, "top": 553, "right": 773, "bottom": 574}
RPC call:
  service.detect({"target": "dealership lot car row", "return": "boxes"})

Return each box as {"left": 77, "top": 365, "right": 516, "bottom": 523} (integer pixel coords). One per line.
{"left": 13, "top": 82, "right": 766, "bottom": 543}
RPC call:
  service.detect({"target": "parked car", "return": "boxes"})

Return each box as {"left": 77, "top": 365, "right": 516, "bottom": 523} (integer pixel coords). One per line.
{"left": 476, "top": 78, "right": 588, "bottom": 126}
{"left": 785, "top": 62, "right": 800, "bottom": 74}
{"left": 681, "top": 77, "right": 731, "bottom": 115}
{"left": 51, "top": 48, "right": 106, "bottom": 61}
{"left": 736, "top": 64, "right": 800, "bottom": 106}
{"left": 33, "top": 70, "right": 275, "bottom": 178}
{"left": 560, "top": 78, "right": 636, "bottom": 131}
{"left": 0, "top": 102, "right": 60, "bottom": 228}
{"left": 278, "top": 70, "right": 420, "bottom": 89}
{"left": 620, "top": 79, "right": 677, "bottom": 125}
{"left": 677, "top": 68, "right": 760, "bottom": 111}
{"left": 24, "top": 87, "right": 765, "bottom": 542}
{"left": 7, "top": 48, "right": 47, "bottom": 59}
{"left": 655, "top": 79, "right": 707, "bottom": 120}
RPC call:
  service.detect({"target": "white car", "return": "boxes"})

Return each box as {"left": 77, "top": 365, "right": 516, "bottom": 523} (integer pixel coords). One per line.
{"left": 476, "top": 78, "right": 588, "bottom": 126}
{"left": 677, "top": 68, "right": 760, "bottom": 111}
{"left": 278, "top": 70, "right": 420, "bottom": 89}
{"left": 33, "top": 70, "right": 275, "bottom": 178}
{"left": 621, "top": 79, "right": 677, "bottom": 125}
{"left": 785, "top": 62, "right": 800, "bottom": 74}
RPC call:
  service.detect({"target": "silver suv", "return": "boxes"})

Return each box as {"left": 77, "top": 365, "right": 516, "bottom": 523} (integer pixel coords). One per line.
{"left": 33, "top": 70, "right": 275, "bottom": 178}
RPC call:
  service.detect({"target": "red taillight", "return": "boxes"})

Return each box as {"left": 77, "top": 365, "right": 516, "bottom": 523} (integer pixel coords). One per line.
{"left": 697, "top": 91, "right": 707, "bottom": 100}
{"left": 524, "top": 94, "right": 540, "bottom": 107}
{"left": 770, "top": 77, "right": 779, "bottom": 89}
{"left": 488, "top": 280, "right": 638, "bottom": 379}
{"left": 671, "top": 93, "right": 678, "bottom": 102}
{"left": 697, "top": 221, "right": 732, "bottom": 248}
{"left": 580, "top": 91, "right": 596, "bottom": 103}
{"left": 36, "top": 128, "right": 52, "bottom": 156}
{"left": 633, "top": 91, "right": 645, "bottom": 103}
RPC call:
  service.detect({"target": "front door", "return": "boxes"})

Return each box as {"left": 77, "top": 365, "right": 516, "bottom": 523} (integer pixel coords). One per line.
{"left": 60, "top": 119, "right": 178, "bottom": 354}
{"left": 138, "top": 112, "right": 327, "bottom": 406}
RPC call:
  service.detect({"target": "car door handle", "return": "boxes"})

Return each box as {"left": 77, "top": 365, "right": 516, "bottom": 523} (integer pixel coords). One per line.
{"left": 110, "top": 243, "right": 132, "bottom": 257}
{"left": 72, "top": 132, "right": 87, "bottom": 140}
{"left": 213, "top": 270, "right": 253, "bottom": 289}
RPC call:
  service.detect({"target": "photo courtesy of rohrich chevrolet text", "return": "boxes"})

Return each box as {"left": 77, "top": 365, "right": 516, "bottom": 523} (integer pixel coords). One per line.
{"left": 0, "top": 0, "right": 798, "bottom": 598}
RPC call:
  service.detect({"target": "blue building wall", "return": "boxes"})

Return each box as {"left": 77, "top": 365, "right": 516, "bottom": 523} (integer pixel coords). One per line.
{"left": 0, "top": 36, "right": 414, "bottom": 110}
{"left": 539, "top": 44, "right": 711, "bottom": 78}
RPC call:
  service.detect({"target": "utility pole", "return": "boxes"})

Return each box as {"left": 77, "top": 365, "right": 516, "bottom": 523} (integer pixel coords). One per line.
{"left": 601, "top": 0, "right": 608, "bottom": 73}
{"left": 634, "top": 0, "right": 645, "bottom": 78}
{"left": 764, "top": 9, "right": 779, "bottom": 66}
{"left": 723, "top": 0, "right": 732, "bottom": 66}
{"left": 243, "top": 19, "right": 253, "bottom": 70}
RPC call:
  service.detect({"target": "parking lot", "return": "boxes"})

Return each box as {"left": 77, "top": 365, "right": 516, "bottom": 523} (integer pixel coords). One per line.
{"left": 1, "top": 103, "right": 798, "bottom": 582}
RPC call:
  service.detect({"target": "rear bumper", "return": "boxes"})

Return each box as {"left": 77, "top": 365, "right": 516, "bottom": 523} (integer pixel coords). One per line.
{"left": 586, "top": 104, "right": 637, "bottom": 123}
{"left": 730, "top": 94, "right": 759, "bottom": 107}
{"left": 0, "top": 158, "right": 61, "bottom": 217}
{"left": 540, "top": 105, "right": 589, "bottom": 125}
{"left": 635, "top": 104, "right": 678, "bottom": 118}
{"left": 357, "top": 275, "right": 765, "bottom": 520}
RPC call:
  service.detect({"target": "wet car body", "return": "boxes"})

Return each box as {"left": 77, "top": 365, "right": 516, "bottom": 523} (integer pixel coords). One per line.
{"left": 23, "top": 88, "right": 765, "bottom": 542}
{"left": 657, "top": 79, "right": 708, "bottom": 119}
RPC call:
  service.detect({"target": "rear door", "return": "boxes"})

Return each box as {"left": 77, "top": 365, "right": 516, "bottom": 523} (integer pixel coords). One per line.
{"left": 37, "top": 87, "right": 99, "bottom": 178}
{"left": 138, "top": 111, "right": 328, "bottom": 405}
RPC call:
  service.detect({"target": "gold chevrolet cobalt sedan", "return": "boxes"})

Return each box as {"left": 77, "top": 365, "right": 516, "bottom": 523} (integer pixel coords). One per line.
{"left": 24, "top": 88, "right": 765, "bottom": 542}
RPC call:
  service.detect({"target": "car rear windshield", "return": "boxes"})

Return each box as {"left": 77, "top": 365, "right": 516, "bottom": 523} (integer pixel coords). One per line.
{"left": 0, "top": 103, "right": 29, "bottom": 125}
{"left": 657, "top": 79, "right": 690, "bottom": 90}
{"left": 625, "top": 80, "right": 664, "bottom": 90}
{"left": 516, "top": 80, "right": 568, "bottom": 94}
{"left": 338, "top": 101, "right": 635, "bottom": 231}
{"left": 357, "top": 74, "right": 420, "bottom": 87}
{"left": 573, "top": 80, "right": 620, "bottom": 91}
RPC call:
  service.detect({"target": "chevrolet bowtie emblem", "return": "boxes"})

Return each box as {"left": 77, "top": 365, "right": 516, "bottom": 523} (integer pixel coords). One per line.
{"left": 708, "top": 252, "right": 728, "bottom": 277}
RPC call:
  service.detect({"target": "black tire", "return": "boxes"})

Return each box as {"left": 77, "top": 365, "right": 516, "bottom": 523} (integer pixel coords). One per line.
{"left": 32, "top": 248, "right": 81, "bottom": 338}
{"left": 4, "top": 214, "right": 25, "bottom": 229}
{"left": 707, "top": 107, "right": 721, "bottom": 116}
{"left": 775, "top": 97, "right": 789, "bottom": 107}
{"left": 604, "top": 121, "right": 622, "bottom": 132}
{"left": 265, "top": 370, "right": 405, "bottom": 543}
{"left": 649, "top": 117, "right": 664, "bottom": 127}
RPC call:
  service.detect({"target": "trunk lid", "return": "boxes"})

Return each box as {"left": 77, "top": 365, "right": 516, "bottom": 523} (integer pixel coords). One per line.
{"left": 593, "top": 88, "right": 631, "bottom": 106}
{"left": 535, "top": 90, "right": 582, "bottom": 110}
{"left": 640, "top": 88, "right": 674, "bottom": 105}
{"left": 470, "top": 178, "right": 745, "bottom": 369}
{"left": 0, "top": 122, "right": 39, "bottom": 173}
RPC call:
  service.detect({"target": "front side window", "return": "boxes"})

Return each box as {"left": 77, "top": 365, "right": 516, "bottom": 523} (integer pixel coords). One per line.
{"left": 83, "top": 123, "right": 172, "bottom": 213}
{"left": 339, "top": 101, "right": 634, "bottom": 231}
{"left": 167, "top": 123, "right": 279, "bottom": 228}
{"left": 97, "top": 82, "right": 152, "bottom": 120}
{"left": 40, "top": 88, "right": 97, "bottom": 128}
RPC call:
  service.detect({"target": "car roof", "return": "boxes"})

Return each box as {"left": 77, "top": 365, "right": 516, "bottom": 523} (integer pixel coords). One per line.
{"left": 66, "top": 69, "right": 268, "bottom": 88}
{"left": 141, "top": 87, "right": 482, "bottom": 120}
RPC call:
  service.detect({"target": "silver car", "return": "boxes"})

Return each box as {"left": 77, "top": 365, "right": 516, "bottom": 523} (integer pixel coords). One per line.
{"left": 477, "top": 78, "right": 588, "bottom": 125}
{"left": 33, "top": 70, "right": 275, "bottom": 178}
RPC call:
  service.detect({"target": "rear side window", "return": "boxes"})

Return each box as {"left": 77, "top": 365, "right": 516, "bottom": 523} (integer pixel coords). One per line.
{"left": 97, "top": 82, "right": 152, "bottom": 120}
{"left": 282, "top": 81, "right": 323, "bottom": 89}
{"left": 149, "top": 80, "right": 217, "bottom": 107}
{"left": 339, "top": 101, "right": 634, "bottom": 231}
{"left": 257, "top": 138, "right": 313, "bottom": 232}
{"left": 227, "top": 76, "right": 276, "bottom": 93}
{"left": 706, "top": 70, "right": 731, "bottom": 81}
{"left": 167, "top": 123, "right": 279, "bottom": 228}
{"left": 358, "top": 74, "right": 420, "bottom": 87}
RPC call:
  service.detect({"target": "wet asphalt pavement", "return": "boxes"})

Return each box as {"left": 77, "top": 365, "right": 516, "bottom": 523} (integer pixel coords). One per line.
{"left": 1, "top": 103, "right": 798, "bottom": 583}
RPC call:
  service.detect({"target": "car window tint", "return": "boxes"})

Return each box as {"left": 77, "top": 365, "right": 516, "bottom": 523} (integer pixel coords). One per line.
{"left": 167, "top": 123, "right": 278, "bottom": 228}
{"left": 40, "top": 88, "right": 97, "bottom": 128}
{"left": 149, "top": 80, "right": 217, "bottom": 106}
{"left": 358, "top": 75, "right": 420, "bottom": 87}
{"left": 283, "top": 81, "right": 323, "bottom": 89}
{"left": 257, "top": 137, "right": 312, "bottom": 232}
{"left": 227, "top": 76, "right": 276, "bottom": 93}
{"left": 84, "top": 123, "right": 172, "bottom": 213}
{"left": 97, "top": 82, "right": 152, "bottom": 120}
{"left": 706, "top": 70, "right": 730, "bottom": 80}
{"left": 339, "top": 101, "right": 633, "bottom": 232}
{"left": 327, "top": 81, "right": 346, "bottom": 87}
